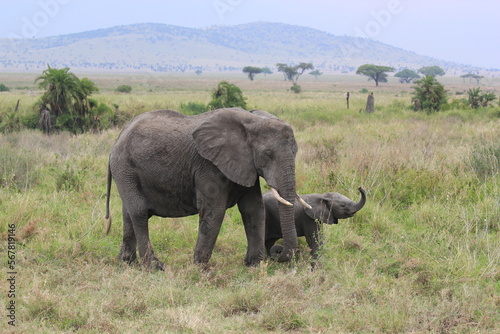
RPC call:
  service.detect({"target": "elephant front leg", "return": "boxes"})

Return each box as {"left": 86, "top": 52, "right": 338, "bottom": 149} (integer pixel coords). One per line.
{"left": 305, "top": 227, "right": 323, "bottom": 271}
{"left": 305, "top": 228, "right": 322, "bottom": 260}
{"left": 194, "top": 209, "right": 226, "bottom": 264}
{"left": 238, "top": 184, "right": 266, "bottom": 266}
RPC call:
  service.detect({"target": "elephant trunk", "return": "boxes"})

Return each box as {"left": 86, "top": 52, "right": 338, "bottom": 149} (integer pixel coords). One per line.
{"left": 352, "top": 187, "right": 367, "bottom": 213}
{"left": 275, "top": 164, "right": 298, "bottom": 262}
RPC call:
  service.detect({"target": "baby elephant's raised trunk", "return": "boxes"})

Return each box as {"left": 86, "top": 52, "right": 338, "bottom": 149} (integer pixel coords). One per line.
{"left": 352, "top": 187, "right": 367, "bottom": 213}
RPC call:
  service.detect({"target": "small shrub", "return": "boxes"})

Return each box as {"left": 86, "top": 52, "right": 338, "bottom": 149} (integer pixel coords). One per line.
{"left": 387, "top": 99, "right": 408, "bottom": 112}
{"left": 0, "top": 83, "right": 10, "bottom": 92}
{"left": 208, "top": 81, "right": 247, "bottom": 110}
{"left": 290, "top": 84, "right": 302, "bottom": 94}
{"left": 0, "top": 112, "right": 22, "bottom": 133}
{"left": 54, "top": 163, "right": 86, "bottom": 192}
{"left": 21, "top": 112, "right": 40, "bottom": 129}
{"left": 116, "top": 85, "right": 132, "bottom": 93}
{"left": 360, "top": 88, "right": 369, "bottom": 93}
{"left": 447, "top": 98, "right": 469, "bottom": 110}
{"left": 180, "top": 102, "right": 207, "bottom": 115}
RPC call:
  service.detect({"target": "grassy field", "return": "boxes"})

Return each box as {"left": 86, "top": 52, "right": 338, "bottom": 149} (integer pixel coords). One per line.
{"left": 1, "top": 73, "right": 499, "bottom": 333}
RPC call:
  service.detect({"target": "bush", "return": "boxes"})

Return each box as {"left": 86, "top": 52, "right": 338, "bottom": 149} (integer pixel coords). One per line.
{"left": 290, "top": 84, "right": 302, "bottom": 94}
{"left": 52, "top": 101, "right": 114, "bottom": 134}
{"left": 116, "top": 85, "right": 132, "bottom": 93}
{"left": 208, "top": 81, "right": 247, "bottom": 110}
{"left": 0, "top": 83, "right": 10, "bottom": 92}
{"left": 180, "top": 102, "right": 207, "bottom": 115}
{"left": 54, "top": 163, "right": 86, "bottom": 192}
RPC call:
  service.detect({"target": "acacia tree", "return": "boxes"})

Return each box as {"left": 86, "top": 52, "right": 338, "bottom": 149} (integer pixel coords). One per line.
{"left": 309, "top": 70, "right": 323, "bottom": 79}
{"left": 262, "top": 67, "right": 273, "bottom": 77}
{"left": 356, "top": 64, "right": 395, "bottom": 86}
{"left": 461, "top": 73, "right": 484, "bottom": 84}
{"left": 418, "top": 66, "right": 445, "bottom": 77}
{"left": 242, "top": 66, "right": 263, "bottom": 81}
{"left": 394, "top": 69, "right": 420, "bottom": 83}
{"left": 276, "top": 62, "right": 314, "bottom": 84}
{"left": 276, "top": 62, "right": 314, "bottom": 93}
{"left": 412, "top": 75, "right": 447, "bottom": 112}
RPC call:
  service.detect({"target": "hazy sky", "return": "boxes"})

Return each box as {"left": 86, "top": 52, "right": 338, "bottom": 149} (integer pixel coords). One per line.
{"left": 1, "top": 0, "right": 498, "bottom": 69}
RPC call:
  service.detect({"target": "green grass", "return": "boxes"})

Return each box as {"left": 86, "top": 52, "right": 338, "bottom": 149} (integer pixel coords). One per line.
{"left": 0, "top": 74, "right": 499, "bottom": 333}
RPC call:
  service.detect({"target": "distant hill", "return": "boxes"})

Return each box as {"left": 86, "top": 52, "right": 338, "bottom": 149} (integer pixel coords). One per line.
{"left": 0, "top": 22, "right": 492, "bottom": 74}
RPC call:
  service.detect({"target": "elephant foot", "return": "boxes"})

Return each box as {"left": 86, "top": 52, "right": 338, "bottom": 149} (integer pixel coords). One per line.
{"left": 244, "top": 251, "right": 264, "bottom": 267}
{"left": 118, "top": 247, "right": 137, "bottom": 264}
{"left": 148, "top": 258, "right": 166, "bottom": 272}
{"left": 244, "top": 257, "right": 262, "bottom": 267}
{"left": 141, "top": 250, "right": 165, "bottom": 272}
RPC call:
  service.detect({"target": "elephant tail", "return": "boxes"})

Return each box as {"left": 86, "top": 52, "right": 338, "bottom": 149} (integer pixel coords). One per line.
{"left": 105, "top": 162, "right": 112, "bottom": 235}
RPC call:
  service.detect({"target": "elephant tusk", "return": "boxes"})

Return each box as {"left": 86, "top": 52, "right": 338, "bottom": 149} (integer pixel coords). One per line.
{"left": 271, "top": 188, "right": 293, "bottom": 206}
{"left": 296, "top": 195, "right": 312, "bottom": 209}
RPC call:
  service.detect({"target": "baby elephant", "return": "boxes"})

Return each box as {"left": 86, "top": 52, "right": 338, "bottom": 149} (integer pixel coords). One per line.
{"left": 264, "top": 187, "right": 366, "bottom": 260}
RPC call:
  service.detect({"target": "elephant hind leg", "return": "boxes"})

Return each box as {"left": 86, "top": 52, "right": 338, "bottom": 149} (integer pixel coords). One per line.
{"left": 122, "top": 205, "right": 165, "bottom": 271}
{"left": 118, "top": 206, "right": 137, "bottom": 264}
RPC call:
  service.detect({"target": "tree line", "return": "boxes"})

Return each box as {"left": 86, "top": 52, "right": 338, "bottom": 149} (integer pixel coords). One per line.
{"left": 243, "top": 63, "right": 315, "bottom": 93}
{"left": 1, "top": 63, "right": 496, "bottom": 135}
{"left": 355, "top": 65, "right": 447, "bottom": 86}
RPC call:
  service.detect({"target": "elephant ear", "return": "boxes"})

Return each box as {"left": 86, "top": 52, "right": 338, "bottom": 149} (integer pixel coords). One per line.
{"left": 304, "top": 196, "right": 338, "bottom": 224}
{"left": 192, "top": 110, "right": 257, "bottom": 187}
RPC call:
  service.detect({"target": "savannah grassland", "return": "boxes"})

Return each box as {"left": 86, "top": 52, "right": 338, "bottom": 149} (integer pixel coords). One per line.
{"left": 0, "top": 72, "right": 499, "bottom": 333}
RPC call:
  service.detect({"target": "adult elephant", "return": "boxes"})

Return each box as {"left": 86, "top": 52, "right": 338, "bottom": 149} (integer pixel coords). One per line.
{"left": 105, "top": 108, "right": 306, "bottom": 270}
{"left": 264, "top": 187, "right": 366, "bottom": 260}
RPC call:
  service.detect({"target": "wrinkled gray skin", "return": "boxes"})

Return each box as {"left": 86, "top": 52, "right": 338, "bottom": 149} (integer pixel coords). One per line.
{"left": 105, "top": 108, "right": 300, "bottom": 270}
{"left": 264, "top": 187, "right": 366, "bottom": 260}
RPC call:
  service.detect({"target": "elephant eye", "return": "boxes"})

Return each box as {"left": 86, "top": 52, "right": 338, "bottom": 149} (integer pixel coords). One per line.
{"left": 264, "top": 150, "right": 273, "bottom": 159}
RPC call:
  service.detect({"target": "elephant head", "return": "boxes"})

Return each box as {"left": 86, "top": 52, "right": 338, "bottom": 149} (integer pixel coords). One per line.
{"left": 193, "top": 108, "right": 300, "bottom": 262}
{"left": 304, "top": 187, "right": 366, "bottom": 224}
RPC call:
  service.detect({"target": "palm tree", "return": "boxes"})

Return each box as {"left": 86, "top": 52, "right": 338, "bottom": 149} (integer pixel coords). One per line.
{"left": 34, "top": 65, "right": 103, "bottom": 134}
{"left": 468, "top": 87, "right": 482, "bottom": 109}
{"left": 412, "top": 75, "right": 447, "bottom": 112}
{"left": 207, "top": 81, "right": 247, "bottom": 110}
{"left": 35, "top": 65, "right": 84, "bottom": 117}
{"left": 468, "top": 87, "right": 497, "bottom": 109}
{"left": 76, "top": 77, "right": 99, "bottom": 116}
